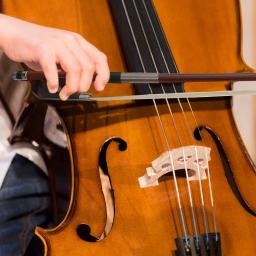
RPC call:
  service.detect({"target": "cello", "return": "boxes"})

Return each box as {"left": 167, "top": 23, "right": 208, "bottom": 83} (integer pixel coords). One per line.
{"left": 3, "top": 0, "right": 256, "bottom": 255}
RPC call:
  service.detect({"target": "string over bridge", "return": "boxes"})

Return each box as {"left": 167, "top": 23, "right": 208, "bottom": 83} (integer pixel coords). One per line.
{"left": 138, "top": 146, "right": 211, "bottom": 188}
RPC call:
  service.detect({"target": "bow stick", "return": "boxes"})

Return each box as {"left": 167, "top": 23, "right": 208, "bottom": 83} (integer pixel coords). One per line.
{"left": 12, "top": 71, "right": 256, "bottom": 83}
{"left": 12, "top": 71, "right": 256, "bottom": 101}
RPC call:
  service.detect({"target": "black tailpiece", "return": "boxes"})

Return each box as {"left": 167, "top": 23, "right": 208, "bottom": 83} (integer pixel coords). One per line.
{"left": 175, "top": 232, "right": 221, "bottom": 256}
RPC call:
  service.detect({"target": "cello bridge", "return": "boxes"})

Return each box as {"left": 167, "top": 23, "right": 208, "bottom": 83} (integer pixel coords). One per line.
{"left": 138, "top": 145, "right": 211, "bottom": 188}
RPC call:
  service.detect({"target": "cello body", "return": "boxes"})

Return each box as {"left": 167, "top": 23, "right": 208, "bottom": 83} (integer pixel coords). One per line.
{"left": 2, "top": 0, "right": 256, "bottom": 255}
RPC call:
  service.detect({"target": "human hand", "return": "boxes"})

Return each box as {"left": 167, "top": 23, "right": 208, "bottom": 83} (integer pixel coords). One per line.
{"left": 0, "top": 14, "right": 109, "bottom": 100}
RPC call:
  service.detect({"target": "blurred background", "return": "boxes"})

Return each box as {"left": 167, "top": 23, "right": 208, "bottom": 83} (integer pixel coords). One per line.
{"left": 233, "top": 0, "right": 256, "bottom": 163}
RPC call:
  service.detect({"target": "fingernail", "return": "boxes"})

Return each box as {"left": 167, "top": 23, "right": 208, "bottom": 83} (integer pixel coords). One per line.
{"left": 98, "top": 83, "right": 105, "bottom": 91}
{"left": 59, "top": 92, "right": 68, "bottom": 101}
{"left": 49, "top": 86, "right": 58, "bottom": 94}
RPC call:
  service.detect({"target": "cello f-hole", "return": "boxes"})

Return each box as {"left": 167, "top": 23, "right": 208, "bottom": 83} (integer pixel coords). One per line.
{"left": 77, "top": 137, "right": 127, "bottom": 242}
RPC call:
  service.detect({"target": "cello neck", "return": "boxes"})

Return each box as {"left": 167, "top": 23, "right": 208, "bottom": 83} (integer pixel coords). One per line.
{"left": 108, "top": 0, "right": 183, "bottom": 94}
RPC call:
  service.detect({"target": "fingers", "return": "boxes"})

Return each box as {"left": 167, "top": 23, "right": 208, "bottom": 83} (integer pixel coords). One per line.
{"left": 56, "top": 44, "right": 81, "bottom": 100}
{"left": 38, "top": 47, "right": 59, "bottom": 93}
{"left": 36, "top": 32, "right": 109, "bottom": 100}
{"left": 74, "top": 34, "right": 110, "bottom": 91}
{"left": 94, "top": 53, "right": 110, "bottom": 91}
{"left": 56, "top": 33, "right": 109, "bottom": 100}
{"left": 63, "top": 35, "right": 95, "bottom": 93}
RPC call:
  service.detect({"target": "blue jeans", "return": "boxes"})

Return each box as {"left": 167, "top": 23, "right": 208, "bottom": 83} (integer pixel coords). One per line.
{"left": 0, "top": 154, "right": 51, "bottom": 256}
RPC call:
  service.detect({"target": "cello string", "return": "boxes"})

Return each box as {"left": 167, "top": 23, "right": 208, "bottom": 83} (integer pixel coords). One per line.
{"left": 142, "top": 0, "right": 218, "bottom": 238}
{"left": 186, "top": 101, "right": 218, "bottom": 236}
{"left": 141, "top": 0, "right": 213, "bottom": 239}
{"left": 141, "top": 0, "right": 211, "bottom": 239}
{"left": 139, "top": 0, "right": 205, "bottom": 237}
{"left": 178, "top": 101, "right": 217, "bottom": 240}
{"left": 121, "top": 0, "right": 190, "bottom": 244}
{"left": 132, "top": 0, "right": 200, "bottom": 241}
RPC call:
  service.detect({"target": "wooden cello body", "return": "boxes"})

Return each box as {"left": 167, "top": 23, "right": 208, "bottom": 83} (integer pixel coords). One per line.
{"left": 3, "top": 0, "right": 256, "bottom": 255}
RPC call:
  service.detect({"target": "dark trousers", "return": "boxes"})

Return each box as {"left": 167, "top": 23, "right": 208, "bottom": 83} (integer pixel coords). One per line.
{"left": 0, "top": 154, "right": 51, "bottom": 256}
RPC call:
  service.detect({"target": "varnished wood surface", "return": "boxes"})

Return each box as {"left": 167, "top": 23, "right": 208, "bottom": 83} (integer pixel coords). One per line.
{"left": 3, "top": 0, "right": 256, "bottom": 255}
